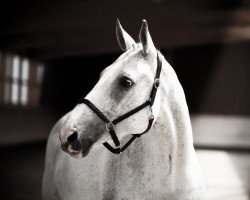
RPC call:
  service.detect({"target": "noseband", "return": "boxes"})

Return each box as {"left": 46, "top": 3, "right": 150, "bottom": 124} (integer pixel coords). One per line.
{"left": 78, "top": 53, "right": 162, "bottom": 154}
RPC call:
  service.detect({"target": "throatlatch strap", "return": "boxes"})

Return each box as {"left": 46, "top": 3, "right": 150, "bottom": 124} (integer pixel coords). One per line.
{"left": 103, "top": 118, "right": 154, "bottom": 154}
{"left": 103, "top": 142, "right": 121, "bottom": 154}
{"left": 108, "top": 129, "right": 120, "bottom": 147}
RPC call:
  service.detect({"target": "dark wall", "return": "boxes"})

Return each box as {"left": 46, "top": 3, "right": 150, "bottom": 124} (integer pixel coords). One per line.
{"left": 41, "top": 54, "right": 119, "bottom": 113}
{"left": 1, "top": 0, "right": 250, "bottom": 60}
{"left": 173, "top": 43, "right": 250, "bottom": 115}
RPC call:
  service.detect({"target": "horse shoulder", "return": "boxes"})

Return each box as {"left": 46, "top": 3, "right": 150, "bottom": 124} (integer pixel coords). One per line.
{"left": 42, "top": 114, "right": 69, "bottom": 200}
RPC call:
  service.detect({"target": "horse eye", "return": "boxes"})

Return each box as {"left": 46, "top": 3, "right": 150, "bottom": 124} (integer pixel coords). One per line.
{"left": 119, "top": 76, "right": 133, "bottom": 88}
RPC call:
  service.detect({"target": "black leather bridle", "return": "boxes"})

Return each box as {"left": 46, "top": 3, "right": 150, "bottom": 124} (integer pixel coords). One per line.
{"left": 78, "top": 53, "right": 162, "bottom": 154}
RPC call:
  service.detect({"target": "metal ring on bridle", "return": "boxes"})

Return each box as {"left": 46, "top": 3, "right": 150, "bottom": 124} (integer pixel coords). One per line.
{"left": 105, "top": 122, "right": 114, "bottom": 131}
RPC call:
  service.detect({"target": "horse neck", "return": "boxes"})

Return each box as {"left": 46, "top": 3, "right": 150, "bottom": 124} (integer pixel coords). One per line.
{"left": 114, "top": 56, "right": 195, "bottom": 169}
{"left": 157, "top": 59, "right": 193, "bottom": 157}
{"left": 101, "top": 56, "right": 203, "bottom": 195}
{"left": 161, "top": 58, "right": 193, "bottom": 145}
{"left": 135, "top": 55, "right": 196, "bottom": 170}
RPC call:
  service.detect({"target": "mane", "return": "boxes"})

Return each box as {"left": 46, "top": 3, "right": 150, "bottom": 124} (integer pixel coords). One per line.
{"left": 157, "top": 50, "right": 194, "bottom": 148}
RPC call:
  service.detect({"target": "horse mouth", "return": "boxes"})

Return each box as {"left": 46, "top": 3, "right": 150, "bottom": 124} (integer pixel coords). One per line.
{"left": 61, "top": 141, "right": 83, "bottom": 158}
{"left": 60, "top": 138, "right": 95, "bottom": 158}
{"left": 61, "top": 145, "right": 85, "bottom": 158}
{"left": 69, "top": 151, "right": 83, "bottom": 158}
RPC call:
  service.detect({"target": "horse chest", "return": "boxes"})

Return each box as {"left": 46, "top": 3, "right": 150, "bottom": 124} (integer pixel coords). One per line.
{"left": 55, "top": 140, "right": 171, "bottom": 200}
{"left": 101, "top": 153, "right": 170, "bottom": 200}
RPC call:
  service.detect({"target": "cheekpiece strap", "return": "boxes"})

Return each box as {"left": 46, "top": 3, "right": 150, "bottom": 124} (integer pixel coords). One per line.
{"left": 149, "top": 53, "right": 162, "bottom": 106}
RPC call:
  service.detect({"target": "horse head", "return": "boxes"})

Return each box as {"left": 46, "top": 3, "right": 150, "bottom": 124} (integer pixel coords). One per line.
{"left": 59, "top": 20, "right": 163, "bottom": 158}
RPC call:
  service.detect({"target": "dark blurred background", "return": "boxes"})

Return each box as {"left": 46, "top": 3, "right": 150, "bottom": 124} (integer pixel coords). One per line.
{"left": 0, "top": 0, "right": 249, "bottom": 199}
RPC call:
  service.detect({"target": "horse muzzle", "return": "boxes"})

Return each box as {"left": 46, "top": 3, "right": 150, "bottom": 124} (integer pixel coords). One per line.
{"left": 59, "top": 129, "right": 96, "bottom": 158}
{"left": 60, "top": 134, "right": 83, "bottom": 158}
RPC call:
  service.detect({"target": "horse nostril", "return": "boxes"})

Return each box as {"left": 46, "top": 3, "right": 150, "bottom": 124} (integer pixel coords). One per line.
{"left": 61, "top": 143, "right": 69, "bottom": 152}
{"left": 67, "top": 131, "right": 78, "bottom": 143}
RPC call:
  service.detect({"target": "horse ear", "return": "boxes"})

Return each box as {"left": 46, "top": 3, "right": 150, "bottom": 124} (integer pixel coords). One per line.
{"left": 139, "top": 19, "right": 155, "bottom": 56}
{"left": 116, "top": 19, "right": 136, "bottom": 51}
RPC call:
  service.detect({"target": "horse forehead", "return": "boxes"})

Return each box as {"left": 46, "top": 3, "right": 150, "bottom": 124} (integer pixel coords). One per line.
{"left": 101, "top": 47, "right": 153, "bottom": 79}
{"left": 112, "top": 54, "right": 152, "bottom": 76}
{"left": 115, "top": 47, "right": 143, "bottom": 65}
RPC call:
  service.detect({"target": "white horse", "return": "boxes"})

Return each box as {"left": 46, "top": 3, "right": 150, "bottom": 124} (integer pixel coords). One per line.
{"left": 42, "top": 20, "right": 205, "bottom": 200}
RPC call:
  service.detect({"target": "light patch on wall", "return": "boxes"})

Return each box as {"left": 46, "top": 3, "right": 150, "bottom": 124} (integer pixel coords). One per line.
{"left": 11, "top": 55, "right": 20, "bottom": 105}
{"left": 21, "top": 59, "right": 29, "bottom": 105}
{"left": 0, "top": 51, "right": 45, "bottom": 107}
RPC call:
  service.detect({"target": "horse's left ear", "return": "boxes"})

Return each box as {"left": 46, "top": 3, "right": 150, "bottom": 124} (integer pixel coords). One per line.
{"left": 116, "top": 19, "right": 136, "bottom": 51}
{"left": 139, "top": 20, "right": 156, "bottom": 56}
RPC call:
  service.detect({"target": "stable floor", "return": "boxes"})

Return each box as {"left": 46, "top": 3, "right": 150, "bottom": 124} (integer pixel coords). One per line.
{"left": 0, "top": 142, "right": 249, "bottom": 200}
{"left": 197, "top": 150, "right": 250, "bottom": 200}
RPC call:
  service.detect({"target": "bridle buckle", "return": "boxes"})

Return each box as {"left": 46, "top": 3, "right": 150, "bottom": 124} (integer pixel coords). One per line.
{"left": 154, "top": 78, "right": 160, "bottom": 89}
{"left": 148, "top": 107, "right": 154, "bottom": 120}
{"left": 105, "top": 121, "right": 114, "bottom": 132}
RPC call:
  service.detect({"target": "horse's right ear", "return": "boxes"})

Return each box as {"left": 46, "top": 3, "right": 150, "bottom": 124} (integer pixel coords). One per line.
{"left": 116, "top": 19, "right": 136, "bottom": 51}
{"left": 139, "top": 19, "right": 156, "bottom": 56}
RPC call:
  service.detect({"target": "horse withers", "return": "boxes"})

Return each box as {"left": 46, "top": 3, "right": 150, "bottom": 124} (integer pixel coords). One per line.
{"left": 42, "top": 20, "right": 205, "bottom": 200}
